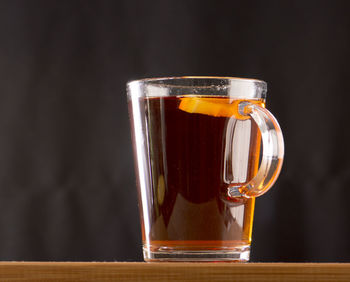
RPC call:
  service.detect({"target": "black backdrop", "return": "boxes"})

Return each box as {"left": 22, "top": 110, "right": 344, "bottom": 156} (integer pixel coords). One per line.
{"left": 0, "top": 0, "right": 349, "bottom": 262}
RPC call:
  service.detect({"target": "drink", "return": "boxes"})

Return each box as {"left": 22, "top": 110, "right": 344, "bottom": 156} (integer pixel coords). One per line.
{"left": 129, "top": 96, "right": 264, "bottom": 261}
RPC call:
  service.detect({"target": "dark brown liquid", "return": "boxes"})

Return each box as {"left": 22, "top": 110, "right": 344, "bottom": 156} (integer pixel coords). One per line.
{"left": 129, "top": 96, "right": 263, "bottom": 253}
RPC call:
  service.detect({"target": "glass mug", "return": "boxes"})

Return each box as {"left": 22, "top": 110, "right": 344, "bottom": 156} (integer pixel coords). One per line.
{"left": 127, "top": 77, "right": 284, "bottom": 262}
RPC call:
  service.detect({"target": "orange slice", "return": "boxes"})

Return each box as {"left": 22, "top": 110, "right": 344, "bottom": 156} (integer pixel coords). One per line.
{"left": 178, "top": 97, "right": 250, "bottom": 120}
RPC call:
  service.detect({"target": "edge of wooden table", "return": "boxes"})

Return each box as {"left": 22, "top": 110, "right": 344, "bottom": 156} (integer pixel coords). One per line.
{"left": 0, "top": 262, "right": 350, "bottom": 281}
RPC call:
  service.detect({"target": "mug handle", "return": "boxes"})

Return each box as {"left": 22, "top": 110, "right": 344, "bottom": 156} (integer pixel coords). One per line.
{"left": 228, "top": 101, "right": 285, "bottom": 198}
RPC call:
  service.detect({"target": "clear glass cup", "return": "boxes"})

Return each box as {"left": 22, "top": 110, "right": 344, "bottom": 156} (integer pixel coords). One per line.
{"left": 127, "top": 77, "right": 284, "bottom": 262}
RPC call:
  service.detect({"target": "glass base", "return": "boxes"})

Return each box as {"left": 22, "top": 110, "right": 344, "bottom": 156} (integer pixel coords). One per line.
{"left": 143, "top": 245, "right": 250, "bottom": 262}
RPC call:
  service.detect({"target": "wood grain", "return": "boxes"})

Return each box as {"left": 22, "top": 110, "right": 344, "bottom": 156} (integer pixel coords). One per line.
{"left": 0, "top": 262, "right": 349, "bottom": 281}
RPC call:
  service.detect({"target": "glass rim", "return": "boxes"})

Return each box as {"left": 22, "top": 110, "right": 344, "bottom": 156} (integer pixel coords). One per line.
{"left": 127, "top": 76, "right": 266, "bottom": 87}
{"left": 127, "top": 76, "right": 267, "bottom": 99}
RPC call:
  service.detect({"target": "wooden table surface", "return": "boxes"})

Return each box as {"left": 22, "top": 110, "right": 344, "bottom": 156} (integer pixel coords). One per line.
{"left": 0, "top": 262, "right": 350, "bottom": 281}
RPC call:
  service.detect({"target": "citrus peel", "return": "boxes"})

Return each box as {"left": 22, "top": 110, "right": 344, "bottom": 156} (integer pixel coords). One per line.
{"left": 178, "top": 97, "right": 258, "bottom": 120}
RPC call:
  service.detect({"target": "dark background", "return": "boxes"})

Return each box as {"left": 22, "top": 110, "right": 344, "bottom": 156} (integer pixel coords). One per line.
{"left": 0, "top": 0, "right": 349, "bottom": 262}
